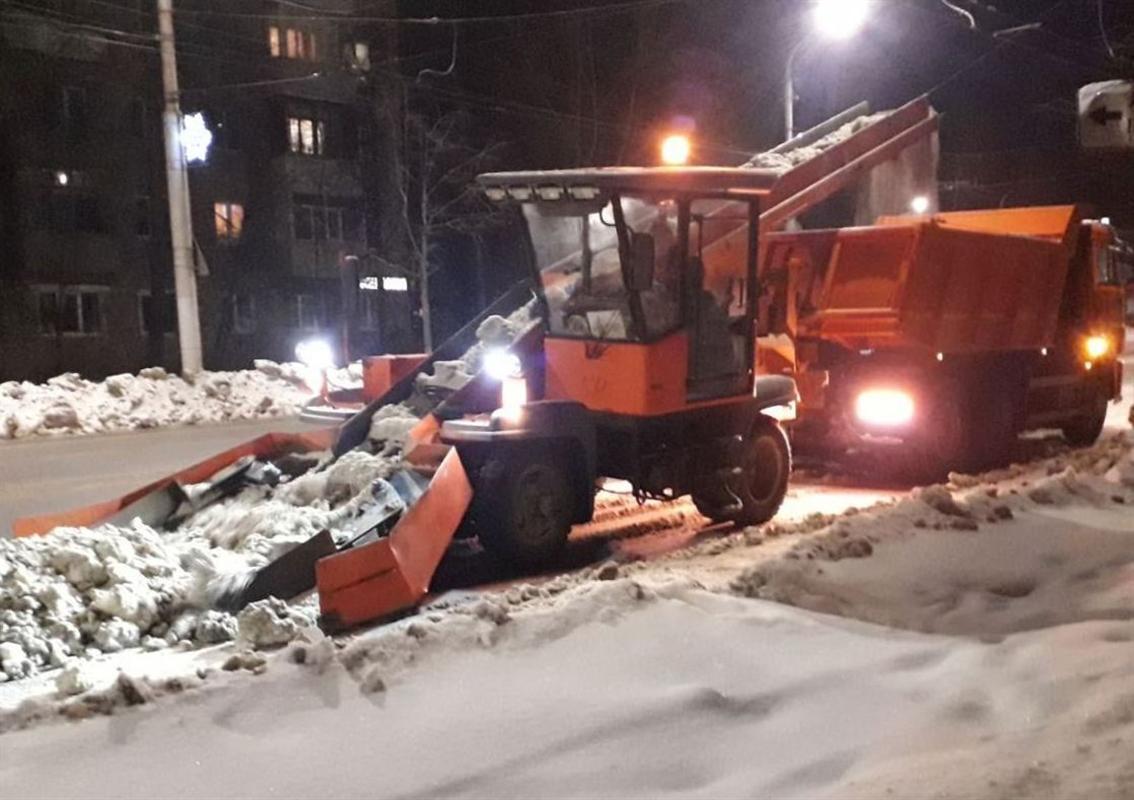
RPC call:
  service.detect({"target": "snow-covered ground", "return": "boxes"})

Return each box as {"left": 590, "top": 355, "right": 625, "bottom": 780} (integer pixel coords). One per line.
{"left": 0, "top": 332, "right": 1130, "bottom": 798}
{"left": 0, "top": 377, "right": 1131, "bottom": 797}
{"left": 0, "top": 362, "right": 330, "bottom": 440}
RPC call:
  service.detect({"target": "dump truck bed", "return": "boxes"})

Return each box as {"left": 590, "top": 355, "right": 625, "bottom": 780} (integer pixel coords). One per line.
{"left": 770, "top": 205, "right": 1083, "bottom": 354}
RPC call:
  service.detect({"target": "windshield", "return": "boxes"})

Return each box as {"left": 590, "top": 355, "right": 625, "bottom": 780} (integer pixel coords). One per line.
{"left": 524, "top": 196, "right": 681, "bottom": 341}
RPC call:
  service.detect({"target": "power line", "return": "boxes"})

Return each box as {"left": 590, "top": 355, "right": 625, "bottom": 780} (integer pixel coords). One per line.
{"left": 172, "top": 0, "right": 695, "bottom": 25}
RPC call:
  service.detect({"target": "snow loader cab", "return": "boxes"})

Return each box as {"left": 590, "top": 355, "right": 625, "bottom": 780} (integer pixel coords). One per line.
{"left": 439, "top": 171, "right": 799, "bottom": 567}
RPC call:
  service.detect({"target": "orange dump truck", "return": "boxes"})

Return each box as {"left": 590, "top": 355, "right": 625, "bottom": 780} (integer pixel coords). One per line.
{"left": 758, "top": 204, "right": 1128, "bottom": 471}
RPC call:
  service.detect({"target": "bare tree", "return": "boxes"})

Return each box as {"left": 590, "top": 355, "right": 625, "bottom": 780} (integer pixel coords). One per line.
{"left": 374, "top": 106, "right": 509, "bottom": 352}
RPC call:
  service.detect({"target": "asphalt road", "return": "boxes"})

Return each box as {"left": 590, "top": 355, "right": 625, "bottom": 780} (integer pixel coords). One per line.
{"left": 0, "top": 418, "right": 317, "bottom": 537}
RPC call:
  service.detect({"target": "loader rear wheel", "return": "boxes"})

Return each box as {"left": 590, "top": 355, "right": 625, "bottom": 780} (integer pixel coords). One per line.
{"left": 1062, "top": 382, "right": 1109, "bottom": 448}
{"left": 735, "top": 416, "right": 792, "bottom": 526}
{"left": 693, "top": 417, "right": 791, "bottom": 527}
{"left": 476, "top": 451, "right": 572, "bottom": 570}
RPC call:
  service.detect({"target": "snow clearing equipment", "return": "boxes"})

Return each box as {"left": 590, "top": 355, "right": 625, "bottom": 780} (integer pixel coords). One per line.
{"left": 765, "top": 204, "right": 1128, "bottom": 473}
{"left": 16, "top": 95, "right": 1010, "bottom": 632}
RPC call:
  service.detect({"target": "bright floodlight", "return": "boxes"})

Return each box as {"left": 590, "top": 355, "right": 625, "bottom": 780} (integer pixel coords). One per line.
{"left": 910, "top": 195, "right": 931, "bottom": 214}
{"left": 660, "top": 134, "right": 692, "bottom": 166}
{"left": 181, "top": 112, "right": 214, "bottom": 164}
{"left": 295, "top": 337, "right": 335, "bottom": 371}
{"left": 812, "top": 0, "right": 871, "bottom": 41}
{"left": 483, "top": 348, "right": 522, "bottom": 381}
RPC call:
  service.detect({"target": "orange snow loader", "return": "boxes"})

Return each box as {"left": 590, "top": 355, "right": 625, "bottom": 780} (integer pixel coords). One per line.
{"left": 17, "top": 96, "right": 980, "bottom": 631}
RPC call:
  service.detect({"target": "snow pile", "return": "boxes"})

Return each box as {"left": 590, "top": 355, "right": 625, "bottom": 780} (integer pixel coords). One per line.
{"left": 0, "top": 365, "right": 317, "bottom": 440}
{"left": 745, "top": 112, "right": 887, "bottom": 172}
{"left": 0, "top": 307, "right": 538, "bottom": 684}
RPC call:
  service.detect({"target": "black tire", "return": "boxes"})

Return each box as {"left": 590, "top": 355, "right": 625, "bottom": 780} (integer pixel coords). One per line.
{"left": 734, "top": 416, "right": 792, "bottom": 526}
{"left": 1062, "top": 381, "right": 1109, "bottom": 447}
{"left": 475, "top": 450, "right": 573, "bottom": 570}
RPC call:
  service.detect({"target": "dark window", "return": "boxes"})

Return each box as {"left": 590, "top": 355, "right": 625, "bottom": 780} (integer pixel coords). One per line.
{"left": 295, "top": 294, "right": 323, "bottom": 330}
{"left": 36, "top": 290, "right": 59, "bottom": 335}
{"left": 40, "top": 192, "right": 104, "bottom": 234}
{"left": 38, "top": 286, "right": 105, "bottom": 335}
{"left": 139, "top": 291, "right": 175, "bottom": 335}
{"left": 293, "top": 197, "right": 361, "bottom": 243}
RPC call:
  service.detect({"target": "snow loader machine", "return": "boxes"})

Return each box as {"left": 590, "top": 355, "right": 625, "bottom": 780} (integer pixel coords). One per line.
{"left": 15, "top": 95, "right": 987, "bottom": 633}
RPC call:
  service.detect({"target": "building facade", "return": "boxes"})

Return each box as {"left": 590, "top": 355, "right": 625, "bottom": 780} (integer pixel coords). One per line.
{"left": 0, "top": 0, "right": 414, "bottom": 382}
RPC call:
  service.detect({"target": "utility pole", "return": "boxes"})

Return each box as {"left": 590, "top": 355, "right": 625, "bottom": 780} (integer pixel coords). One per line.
{"left": 157, "top": 0, "right": 203, "bottom": 375}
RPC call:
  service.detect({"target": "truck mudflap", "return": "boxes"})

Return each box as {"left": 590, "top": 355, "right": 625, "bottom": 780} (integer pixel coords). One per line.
{"left": 315, "top": 445, "right": 474, "bottom": 632}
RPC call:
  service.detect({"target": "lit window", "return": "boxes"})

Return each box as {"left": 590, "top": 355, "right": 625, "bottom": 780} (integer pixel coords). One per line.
{"left": 279, "top": 28, "right": 317, "bottom": 60}
{"left": 382, "top": 276, "right": 409, "bottom": 292}
{"left": 214, "top": 201, "right": 244, "bottom": 241}
{"left": 287, "top": 116, "right": 326, "bottom": 156}
{"left": 350, "top": 42, "right": 370, "bottom": 70}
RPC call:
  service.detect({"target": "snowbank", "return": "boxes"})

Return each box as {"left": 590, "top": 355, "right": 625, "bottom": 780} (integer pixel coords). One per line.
{"left": 0, "top": 310, "right": 535, "bottom": 684}
{"left": 0, "top": 364, "right": 319, "bottom": 441}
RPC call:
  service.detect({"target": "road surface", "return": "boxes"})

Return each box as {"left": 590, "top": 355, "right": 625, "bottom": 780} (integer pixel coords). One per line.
{"left": 0, "top": 418, "right": 316, "bottom": 537}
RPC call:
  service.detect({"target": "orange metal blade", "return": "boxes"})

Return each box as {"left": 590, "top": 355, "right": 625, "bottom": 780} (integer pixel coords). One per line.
{"left": 316, "top": 446, "right": 473, "bottom": 631}
{"left": 11, "top": 427, "right": 338, "bottom": 537}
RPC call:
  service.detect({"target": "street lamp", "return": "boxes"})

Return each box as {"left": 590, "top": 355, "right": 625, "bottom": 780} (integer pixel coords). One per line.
{"left": 660, "top": 133, "right": 692, "bottom": 165}
{"left": 785, "top": 0, "right": 872, "bottom": 140}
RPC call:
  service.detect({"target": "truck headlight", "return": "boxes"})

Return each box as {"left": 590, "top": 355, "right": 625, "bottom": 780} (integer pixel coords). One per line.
{"left": 1084, "top": 335, "right": 1111, "bottom": 361}
{"left": 854, "top": 388, "right": 915, "bottom": 428}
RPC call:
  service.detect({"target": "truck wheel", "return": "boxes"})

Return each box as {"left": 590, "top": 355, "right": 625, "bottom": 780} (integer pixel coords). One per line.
{"left": 734, "top": 416, "right": 792, "bottom": 526}
{"left": 476, "top": 450, "right": 572, "bottom": 570}
{"left": 1062, "top": 382, "right": 1109, "bottom": 447}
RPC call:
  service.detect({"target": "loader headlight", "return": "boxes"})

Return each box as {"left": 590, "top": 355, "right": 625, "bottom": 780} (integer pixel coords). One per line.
{"left": 1084, "top": 334, "right": 1111, "bottom": 361}
{"left": 484, "top": 348, "right": 522, "bottom": 381}
{"left": 499, "top": 375, "right": 528, "bottom": 422}
{"left": 295, "top": 337, "right": 335, "bottom": 370}
{"left": 854, "top": 388, "right": 915, "bottom": 429}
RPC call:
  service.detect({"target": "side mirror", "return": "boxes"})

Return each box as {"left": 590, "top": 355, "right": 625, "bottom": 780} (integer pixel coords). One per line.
{"left": 628, "top": 232, "right": 655, "bottom": 292}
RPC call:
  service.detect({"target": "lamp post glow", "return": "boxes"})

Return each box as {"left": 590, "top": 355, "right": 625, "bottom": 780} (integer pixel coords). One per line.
{"left": 910, "top": 195, "right": 931, "bottom": 214}
{"left": 660, "top": 134, "right": 692, "bottom": 166}
{"left": 180, "top": 112, "right": 213, "bottom": 164}
{"left": 811, "top": 0, "right": 871, "bottom": 41}
{"left": 786, "top": 0, "right": 872, "bottom": 139}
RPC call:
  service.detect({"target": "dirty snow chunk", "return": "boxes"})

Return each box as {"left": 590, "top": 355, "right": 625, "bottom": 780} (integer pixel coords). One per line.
{"left": 93, "top": 620, "right": 140, "bottom": 653}
{"left": 41, "top": 404, "right": 80, "bottom": 430}
{"left": 476, "top": 314, "right": 517, "bottom": 348}
{"left": 368, "top": 404, "right": 419, "bottom": 446}
{"left": 322, "top": 451, "right": 399, "bottom": 505}
{"left": 0, "top": 642, "right": 32, "bottom": 680}
{"left": 194, "top": 611, "right": 238, "bottom": 645}
{"left": 237, "top": 598, "right": 316, "bottom": 649}
{"left": 417, "top": 360, "right": 472, "bottom": 392}
{"left": 55, "top": 662, "right": 95, "bottom": 697}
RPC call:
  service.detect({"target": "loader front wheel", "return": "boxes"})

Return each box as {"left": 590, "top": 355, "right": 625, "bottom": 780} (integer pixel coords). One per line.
{"left": 734, "top": 416, "right": 792, "bottom": 526}
{"left": 476, "top": 451, "right": 572, "bottom": 570}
